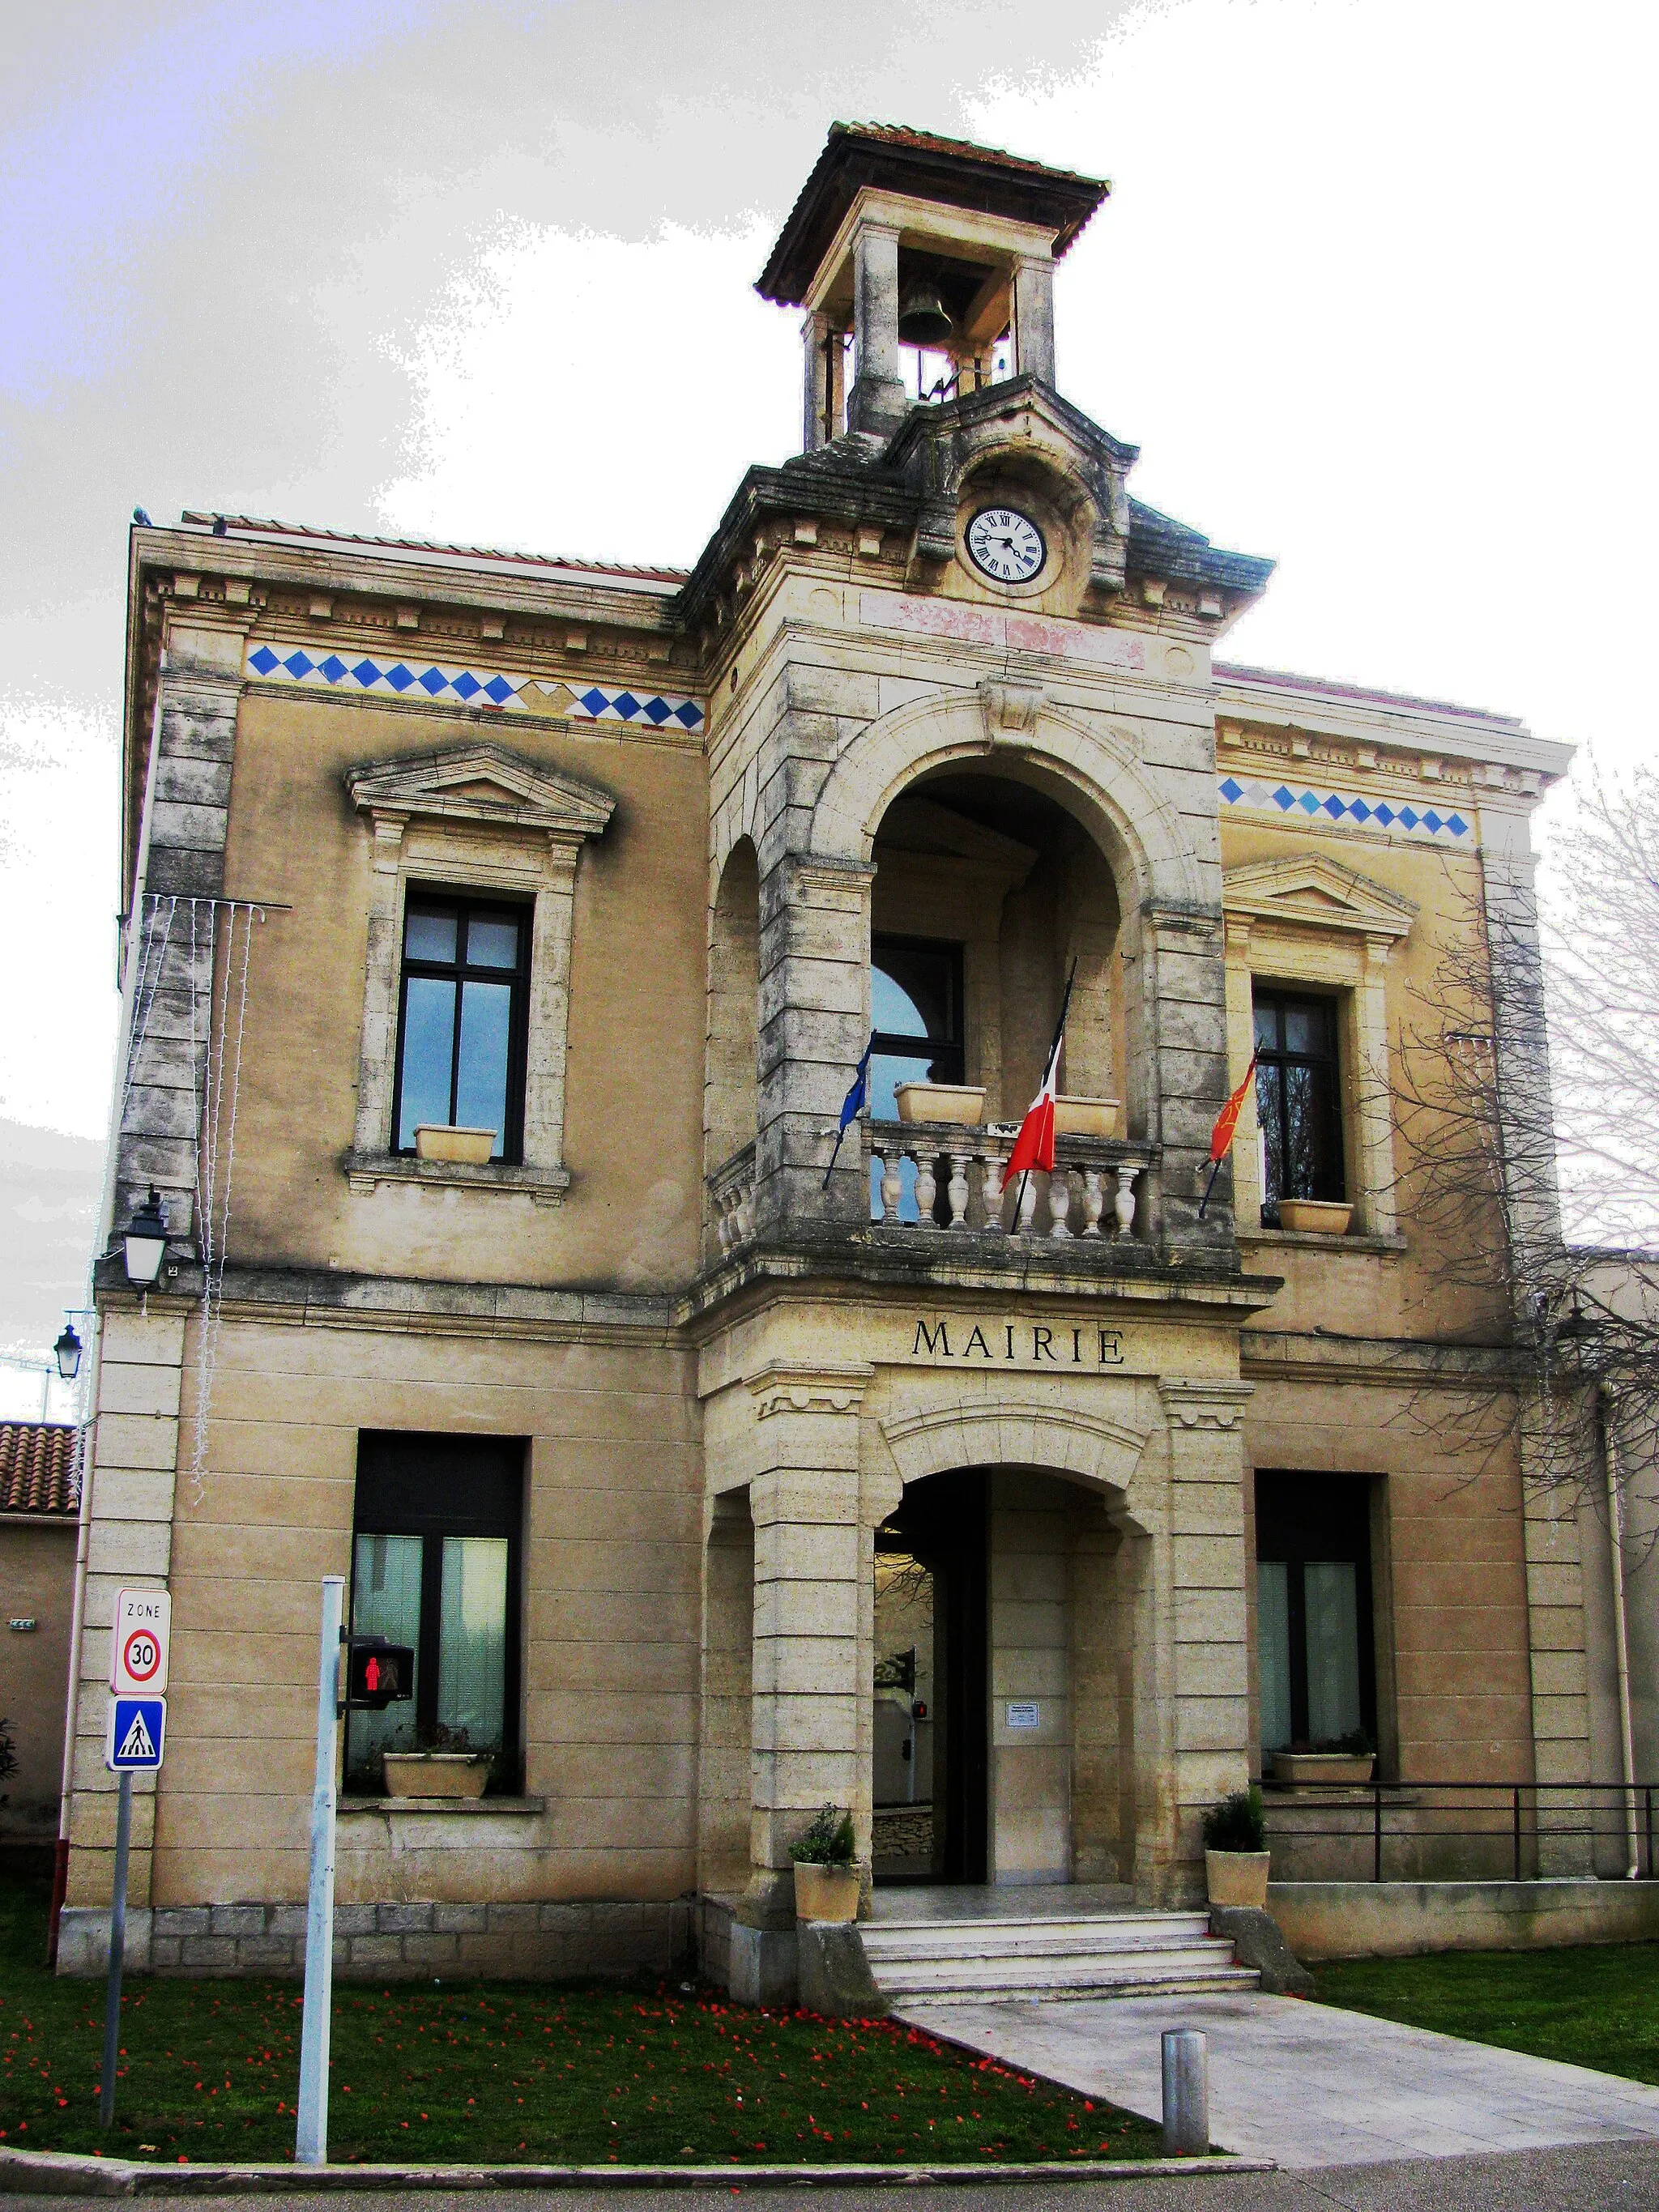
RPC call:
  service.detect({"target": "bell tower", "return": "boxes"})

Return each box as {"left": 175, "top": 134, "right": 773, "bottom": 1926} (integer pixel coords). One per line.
{"left": 756, "top": 123, "right": 1109, "bottom": 450}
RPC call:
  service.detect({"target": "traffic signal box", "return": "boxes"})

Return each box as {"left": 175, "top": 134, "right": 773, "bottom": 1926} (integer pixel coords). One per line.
{"left": 346, "top": 1637, "right": 415, "bottom": 1711}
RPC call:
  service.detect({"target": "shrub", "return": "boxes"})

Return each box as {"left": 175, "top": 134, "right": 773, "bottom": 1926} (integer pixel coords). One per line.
{"left": 788, "top": 1804, "right": 855, "bottom": 1865}
{"left": 1201, "top": 1786, "right": 1265, "bottom": 1853}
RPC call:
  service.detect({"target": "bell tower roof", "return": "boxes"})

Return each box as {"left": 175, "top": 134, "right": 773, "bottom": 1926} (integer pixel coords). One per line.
{"left": 757, "top": 121, "right": 1109, "bottom": 309}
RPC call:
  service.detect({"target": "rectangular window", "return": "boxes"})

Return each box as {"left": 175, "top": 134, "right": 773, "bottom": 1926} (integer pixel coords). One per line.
{"left": 345, "top": 1434, "right": 524, "bottom": 1795}
{"left": 1254, "top": 1471, "right": 1375, "bottom": 1754}
{"left": 392, "top": 895, "right": 529, "bottom": 1161}
{"left": 1252, "top": 988, "right": 1344, "bottom": 1222}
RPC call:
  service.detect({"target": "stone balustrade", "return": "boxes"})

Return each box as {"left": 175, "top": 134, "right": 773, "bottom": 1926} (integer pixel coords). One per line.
{"left": 865, "top": 1119, "right": 1154, "bottom": 1239}
{"left": 707, "top": 1141, "right": 757, "bottom": 1255}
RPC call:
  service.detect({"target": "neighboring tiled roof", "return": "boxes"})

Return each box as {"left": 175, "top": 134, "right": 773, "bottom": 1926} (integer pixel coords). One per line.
{"left": 0, "top": 1423, "right": 79, "bottom": 1516}
{"left": 171, "top": 514, "right": 689, "bottom": 590}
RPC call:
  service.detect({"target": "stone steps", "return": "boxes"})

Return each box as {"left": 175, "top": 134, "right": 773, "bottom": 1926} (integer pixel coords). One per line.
{"left": 862, "top": 1908, "right": 1259, "bottom": 2005}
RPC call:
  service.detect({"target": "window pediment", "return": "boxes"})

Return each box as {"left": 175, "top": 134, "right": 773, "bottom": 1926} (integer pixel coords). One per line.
{"left": 1222, "top": 855, "right": 1415, "bottom": 941}
{"left": 345, "top": 744, "right": 616, "bottom": 844}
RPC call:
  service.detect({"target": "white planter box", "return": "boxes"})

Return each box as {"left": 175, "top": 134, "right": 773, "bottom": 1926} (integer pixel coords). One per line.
{"left": 1052, "top": 1094, "right": 1120, "bottom": 1137}
{"left": 1277, "top": 1199, "right": 1353, "bottom": 1235}
{"left": 1205, "top": 1848, "right": 1271, "bottom": 1908}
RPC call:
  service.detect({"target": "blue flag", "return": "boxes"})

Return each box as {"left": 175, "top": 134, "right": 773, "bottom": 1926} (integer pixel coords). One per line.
{"left": 823, "top": 1036, "right": 875, "bottom": 1187}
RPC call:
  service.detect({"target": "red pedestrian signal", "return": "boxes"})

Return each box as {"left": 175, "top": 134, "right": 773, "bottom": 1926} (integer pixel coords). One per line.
{"left": 346, "top": 1637, "right": 414, "bottom": 1711}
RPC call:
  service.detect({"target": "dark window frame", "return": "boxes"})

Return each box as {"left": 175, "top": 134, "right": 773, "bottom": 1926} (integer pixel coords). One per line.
{"left": 344, "top": 1432, "right": 526, "bottom": 1795}
{"left": 390, "top": 890, "right": 532, "bottom": 1164}
{"left": 870, "top": 934, "right": 966, "bottom": 1092}
{"left": 1252, "top": 986, "right": 1346, "bottom": 1221}
{"left": 1254, "top": 1470, "right": 1376, "bottom": 1751}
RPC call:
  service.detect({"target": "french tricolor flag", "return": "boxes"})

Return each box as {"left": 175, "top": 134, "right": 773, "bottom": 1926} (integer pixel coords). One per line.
{"left": 1002, "top": 964, "right": 1077, "bottom": 1193}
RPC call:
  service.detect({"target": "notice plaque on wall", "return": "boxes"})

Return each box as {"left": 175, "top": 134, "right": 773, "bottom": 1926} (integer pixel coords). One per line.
{"left": 1005, "top": 1702, "right": 1042, "bottom": 1730}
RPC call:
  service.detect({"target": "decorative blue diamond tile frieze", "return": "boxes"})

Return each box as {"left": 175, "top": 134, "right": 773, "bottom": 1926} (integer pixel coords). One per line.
{"left": 1218, "top": 772, "right": 1470, "bottom": 842}
{"left": 245, "top": 642, "right": 704, "bottom": 733}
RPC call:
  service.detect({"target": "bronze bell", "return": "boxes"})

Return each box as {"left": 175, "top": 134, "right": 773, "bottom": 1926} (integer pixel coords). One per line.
{"left": 897, "top": 277, "right": 953, "bottom": 347}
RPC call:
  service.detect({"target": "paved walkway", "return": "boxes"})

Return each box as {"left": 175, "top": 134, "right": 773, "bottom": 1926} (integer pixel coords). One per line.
{"left": 897, "top": 1992, "right": 1659, "bottom": 2168}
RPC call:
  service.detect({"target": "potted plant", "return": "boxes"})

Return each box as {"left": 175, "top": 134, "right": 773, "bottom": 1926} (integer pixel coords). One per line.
{"left": 789, "top": 1803, "right": 860, "bottom": 1921}
{"left": 1202, "top": 1785, "right": 1270, "bottom": 1908}
{"left": 1271, "top": 1728, "right": 1375, "bottom": 1786}
{"left": 382, "top": 1723, "right": 493, "bottom": 1800}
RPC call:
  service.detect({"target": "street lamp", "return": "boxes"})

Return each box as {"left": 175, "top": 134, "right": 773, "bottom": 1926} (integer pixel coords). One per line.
{"left": 53, "top": 1323, "right": 83, "bottom": 1382}
{"left": 122, "top": 1189, "right": 168, "bottom": 1289}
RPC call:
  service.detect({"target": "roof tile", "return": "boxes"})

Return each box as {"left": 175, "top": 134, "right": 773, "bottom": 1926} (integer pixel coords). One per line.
{"left": 0, "top": 1423, "right": 79, "bottom": 1516}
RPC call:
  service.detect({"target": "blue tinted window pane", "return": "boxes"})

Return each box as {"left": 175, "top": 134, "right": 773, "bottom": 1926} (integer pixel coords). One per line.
{"left": 405, "top": 909, "right": 458, "bottom": 961}
{"left": 869, "top": 1050, "right": 935, "bottom": 1123}
{"left": 466, "top": 914, "right": 520, "bottom": 970}
{"left": 456, "top": 980, "right": 512, "bottom": 1153}
{"left": 398, "top": 977, "right": 456, "bottom": 1145}
{"left": 872, "top": 967, "right": 929, "bottom": 1038}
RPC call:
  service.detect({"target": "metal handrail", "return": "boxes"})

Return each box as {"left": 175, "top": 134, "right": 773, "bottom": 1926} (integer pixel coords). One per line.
{"left": 1259, "top": 1777, "right": 1658, "bottom": 1882}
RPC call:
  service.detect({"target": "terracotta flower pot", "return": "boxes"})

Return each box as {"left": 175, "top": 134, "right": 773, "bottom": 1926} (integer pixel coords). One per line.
{"left": 382, "top": 1751, "right": 492, "bottom": 1799}
{"left": 792, "top": 1862, "right": 861, "bottom": 1922}
{"left": 1052, "top": 1095, "right": 1120, "bottom": 1137}
{"left": 893, "top": 1083, "right": 987, "bottom": 1127}
{"left": 1271, "top": 1750, "right": 1375, "bottom": 1785}
{"left": 415, "top": 1125, "right": 497, "bottom": 1165}
{"left": 1276, "top": 1199, "right": 1353, "bottom": 1235}
{"left": 1205, "top": 1848, "right": 1271, "bottom": 1909}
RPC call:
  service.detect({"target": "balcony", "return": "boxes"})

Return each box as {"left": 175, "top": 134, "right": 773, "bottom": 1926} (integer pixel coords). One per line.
{"left": 864, "top": 1120, "right": 1153, "bottom": 1240}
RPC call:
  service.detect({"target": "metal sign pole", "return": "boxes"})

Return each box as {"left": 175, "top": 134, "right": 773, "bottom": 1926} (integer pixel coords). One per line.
{"left": 296, "top": 1575, "right": 345, "bottom": 2167}
{"left": 99, "top": 1771, "right": 133, "bottom": 2129}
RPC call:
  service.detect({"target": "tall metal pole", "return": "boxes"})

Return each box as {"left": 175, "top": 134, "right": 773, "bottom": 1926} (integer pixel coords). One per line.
{"left": 296, "top": 1576, "right": 344, "bottom": 2167}
{"left": 99, "top": 1771, "right": 133, "bottom": 2129}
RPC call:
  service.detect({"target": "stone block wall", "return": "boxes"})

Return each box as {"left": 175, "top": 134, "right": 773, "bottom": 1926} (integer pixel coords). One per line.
{"left": 58, "top": 1899, "right": 695, "bottom": 1981}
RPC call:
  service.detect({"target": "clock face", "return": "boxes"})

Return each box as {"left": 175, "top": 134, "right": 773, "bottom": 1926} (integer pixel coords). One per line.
{"left": 966, "top": 506, "right": 1047, "bottom": 585}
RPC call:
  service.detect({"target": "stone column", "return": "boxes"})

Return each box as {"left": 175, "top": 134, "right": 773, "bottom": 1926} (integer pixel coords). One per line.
{"left": 846, "top": 223, "right": 907, "bottom": 440}
{"left": 754, "top": 853, "right": 875, "bottom": 1236}
{"left": 1154, "top": 1380, "right": 1254, "bottom": 1904}
{"left": 737, "top": 1362, "right": 879, "bottom": 1962}
{"left": 1138, "top": 901, "right": 1234, "bottom": 1260}
{"left": 800, "top": 312, "right": 847, "bottom": 451}
{"left": 1011, "top": 255, "right": 1056, "bottom": 386}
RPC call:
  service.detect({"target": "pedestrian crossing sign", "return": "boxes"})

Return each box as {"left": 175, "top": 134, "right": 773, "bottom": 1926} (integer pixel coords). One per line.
{"left": 105, "top": 1694, "right": 166, "bottom": 1771}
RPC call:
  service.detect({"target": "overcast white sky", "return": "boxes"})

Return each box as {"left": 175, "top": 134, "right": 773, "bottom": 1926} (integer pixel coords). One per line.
{"left": 2, "top": 0, "right": 1653, "bottom": 1406}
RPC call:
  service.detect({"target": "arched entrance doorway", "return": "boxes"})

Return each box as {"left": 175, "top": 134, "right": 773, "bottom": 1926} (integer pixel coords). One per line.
{"left": 872, "top": 1461, "right": 1147, "bottom": 1894}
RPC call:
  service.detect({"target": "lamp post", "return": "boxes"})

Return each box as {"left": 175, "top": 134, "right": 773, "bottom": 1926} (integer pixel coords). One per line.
{"left": 122, "top": 1190, "right": 168, "bottom": 1289}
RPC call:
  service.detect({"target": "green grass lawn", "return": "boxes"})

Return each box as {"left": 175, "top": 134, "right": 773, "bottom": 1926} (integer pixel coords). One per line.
{"left": 1316, "top": 1941, "right": 1659, "bottom": 2083}
{"left": 0, "top": 1863, "right": 1159, "bottom": 2167}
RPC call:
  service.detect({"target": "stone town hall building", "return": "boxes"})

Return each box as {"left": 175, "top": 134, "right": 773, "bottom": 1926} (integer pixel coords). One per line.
{"left": 57, "top": 126, "right": 1639, "bottom": 1989}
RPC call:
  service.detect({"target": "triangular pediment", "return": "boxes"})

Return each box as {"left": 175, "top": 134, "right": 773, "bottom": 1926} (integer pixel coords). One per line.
{"left": 1222, "top": 854, "right": 1416, "bottom": 939}
{"left": 345, "top": 744, "right": 615, "bottom": 842}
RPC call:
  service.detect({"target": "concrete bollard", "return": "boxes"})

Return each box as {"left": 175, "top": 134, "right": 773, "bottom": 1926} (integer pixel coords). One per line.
{"left": 1162, "top": 2027, "right": 1209, "bottom": 2155}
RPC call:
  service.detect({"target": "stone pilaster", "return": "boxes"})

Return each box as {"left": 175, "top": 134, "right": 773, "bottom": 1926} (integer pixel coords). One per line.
{"left": 1521, "top": 1429, "right": 1596, "bottom": 1874}
{"left": 739, "top": 1362, "right": 879, "bottom": 1929}
{"left": 64, "top": 1306, "right": 188, "bottom": 1914}
{"left": 114, "top": 635, "right": 245, "bottom": 1256}
{"left": 1154, "top": 1379, "right": 1254, "bottom": 1903}
{"left": 753, "top": 853, "right": 875, "bottom": 1236}
{"left": 1138, "top": 902, "right": 1234, "bottom": 1259}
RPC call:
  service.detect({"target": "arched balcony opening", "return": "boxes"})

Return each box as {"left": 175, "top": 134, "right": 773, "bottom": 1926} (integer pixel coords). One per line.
{"left": 865, "top": 766, "right": 1152, "bottom": 1239}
